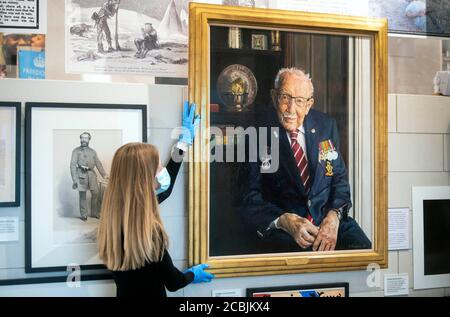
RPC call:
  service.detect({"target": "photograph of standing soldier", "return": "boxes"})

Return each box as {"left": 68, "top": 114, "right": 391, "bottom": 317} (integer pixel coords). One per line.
{"left": 70, "top": 132, "right": 109, "bottom": 222}
{"left": 91, "top": 0, "right": 120, "bottom": 53}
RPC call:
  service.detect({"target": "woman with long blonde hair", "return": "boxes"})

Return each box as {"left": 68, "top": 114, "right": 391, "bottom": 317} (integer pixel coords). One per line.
{"left": 98, "top": 103, "right": 213, "bottom": 297}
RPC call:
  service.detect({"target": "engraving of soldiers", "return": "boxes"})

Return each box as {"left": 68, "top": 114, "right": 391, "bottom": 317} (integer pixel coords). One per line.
{"left": 70, "top": 132, "right": 109, "bottom": 221}
{"left": 91, "top": 0, "right": 119, "bottom": 53}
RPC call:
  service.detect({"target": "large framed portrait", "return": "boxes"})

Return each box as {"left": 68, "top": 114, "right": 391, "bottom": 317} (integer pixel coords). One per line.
{"left": 247, "top": 282, "right": 349, "bottom": 297}
{"left": 25, "top": 102, "right": 147, "bottom": 273}
{"left": 188, "top": 3, "right": 388, "bottom": 276}
{"left": 0, "top": 102, "right": 21, "bottom": 207}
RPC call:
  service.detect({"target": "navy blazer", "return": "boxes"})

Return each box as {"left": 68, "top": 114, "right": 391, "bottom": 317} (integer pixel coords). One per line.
{"left": 235, "top": 108, "right": 352, "bottom": 239}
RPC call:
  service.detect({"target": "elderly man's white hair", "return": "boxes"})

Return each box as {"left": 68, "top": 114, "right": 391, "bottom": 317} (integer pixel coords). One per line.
{"left": 274, "top": 67, "right": 314, "bottom": 96}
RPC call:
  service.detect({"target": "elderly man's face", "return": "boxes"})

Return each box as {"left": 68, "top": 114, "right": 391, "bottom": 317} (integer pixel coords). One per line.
{"left": 80, "top": 135, "right": 90, "bottom": 147}
{"left": 274, "top": 74, "right": 314, "bottom": 132}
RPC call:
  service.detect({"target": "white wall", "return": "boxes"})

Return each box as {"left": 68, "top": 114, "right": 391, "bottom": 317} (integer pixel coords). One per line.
{"left": 0, "top": 78, "right": 449, "bottom": 296}
{"left": 387, "top": 94, "right": 450, "bottom": 297}
{"left": 388, "top": 37, "right": 442, "bottom": 95}
{"left": 0, "top": 79, "right": 186, "bottom": 296}
{"left": 15, "top": 0, "right": 444, "bottom": 96}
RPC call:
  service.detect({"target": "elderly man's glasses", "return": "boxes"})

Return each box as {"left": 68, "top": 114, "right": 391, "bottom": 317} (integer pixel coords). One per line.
{"left": 276, "top": 92, "right": 312, "bottom": 108}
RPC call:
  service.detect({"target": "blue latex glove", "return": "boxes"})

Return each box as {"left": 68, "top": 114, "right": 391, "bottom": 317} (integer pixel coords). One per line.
{"left": 179, "top": 101, "right": 201, "bottom": 145}
{"left": 185, "top": 263, "right": 215, "bottom": 284}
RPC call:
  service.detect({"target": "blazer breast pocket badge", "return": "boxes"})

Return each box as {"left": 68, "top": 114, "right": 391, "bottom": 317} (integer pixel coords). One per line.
{"left": 318, "top": 139, "right": 338, "bottom": 177}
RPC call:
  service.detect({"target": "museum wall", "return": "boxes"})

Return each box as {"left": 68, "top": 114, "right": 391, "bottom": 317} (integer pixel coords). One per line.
{"left": 0, "top": 77, "right": 449, "bottom": 296}
{"left": 1, "top": 0, "right": 450, "bottom": 297}
{"left": 388, "top": 37, "right": 442, "bottom": 95}
{"left": 10, "top": 0, "right": 445, "bottom": 94}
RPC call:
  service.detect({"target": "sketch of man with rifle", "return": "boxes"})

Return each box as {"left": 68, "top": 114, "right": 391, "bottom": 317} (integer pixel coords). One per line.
{"left": 91, "top": 0, "right": 120, "bottom": 53}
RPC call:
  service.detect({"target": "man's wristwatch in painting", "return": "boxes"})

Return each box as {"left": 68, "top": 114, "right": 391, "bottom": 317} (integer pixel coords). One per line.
{"left": 330, "top": 208, "right": 344, "bottom": 221}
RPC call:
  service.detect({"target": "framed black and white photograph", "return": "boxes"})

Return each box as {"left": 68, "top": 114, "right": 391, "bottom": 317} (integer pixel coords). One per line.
{"left": 25, "top": 102, "right": 147, "bottom": 273}
{"left": 65, "top": 0, "right": 189, "bottom": 77}
{"left": 0, "top": 102, "right": 21, "bottom": 208}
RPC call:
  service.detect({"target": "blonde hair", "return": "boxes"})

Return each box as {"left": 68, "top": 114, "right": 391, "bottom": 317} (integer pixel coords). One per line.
{"left": 97, "top": 142, "right": 168, "bottom": 271}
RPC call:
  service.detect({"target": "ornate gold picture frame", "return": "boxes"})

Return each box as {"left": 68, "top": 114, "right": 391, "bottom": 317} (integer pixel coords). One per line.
{"left": 188, "top": 3, "right": 388, "bottom": 277}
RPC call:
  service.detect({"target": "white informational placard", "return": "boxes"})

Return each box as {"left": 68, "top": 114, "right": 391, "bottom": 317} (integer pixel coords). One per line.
{"left": 0, "top": 0, "right": 47, "bottom": 34}
{"left": 212, "top": 289, "right": 242, "bottom": 297}
{"left": 273, "top": 0, "right": 369, "bottom": 17}
{"left": 388, "top": 208, "right": 410, "bottom": 250}
{"left": 0, "top": 217, "right": 19, "bottom": 242}
{"left": 384, "top": 274, "right": 409, "bottom": 296}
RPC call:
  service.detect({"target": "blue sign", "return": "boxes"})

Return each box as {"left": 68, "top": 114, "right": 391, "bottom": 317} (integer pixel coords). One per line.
{"left": 18, "top": 50, "right": 45, "bottom": 79}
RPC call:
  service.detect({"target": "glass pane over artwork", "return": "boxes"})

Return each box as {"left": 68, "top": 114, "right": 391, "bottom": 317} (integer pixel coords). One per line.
{"left": 208, "top": 25, "right": 374, "bottom": 257}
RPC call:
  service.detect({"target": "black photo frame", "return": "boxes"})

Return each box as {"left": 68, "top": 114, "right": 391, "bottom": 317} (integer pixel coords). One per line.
{"left": 25, "top": 102, "right": 147, "bottom": 276}
{"left": 247, "top": 282, "right": 349, "bottom": 297}
{"left": 0, "top": 102, "right": 21, "bottom": 208}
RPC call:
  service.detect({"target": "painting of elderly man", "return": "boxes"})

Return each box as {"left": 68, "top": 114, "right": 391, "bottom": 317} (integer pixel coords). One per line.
{"left": 235, "top": 68, "right": 371, "bottom": 253}
{"left": 208, "top": 26, "right": 372, "bottom": 256}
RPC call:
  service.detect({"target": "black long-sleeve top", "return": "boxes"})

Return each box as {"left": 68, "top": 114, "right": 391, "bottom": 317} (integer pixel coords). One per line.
{"left": 111, "top": 148, "right": 193, "bottom": 297}
{"left": 156, "top": 147, "right": 184, "bottom": 205}
{"left": 111, "top": 250, "right": 194, "bottom": 297}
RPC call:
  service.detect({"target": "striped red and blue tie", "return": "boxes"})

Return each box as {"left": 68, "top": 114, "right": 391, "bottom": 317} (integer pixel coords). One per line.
{"left": 289, "top": 131, "right": 314, "bottom": 224}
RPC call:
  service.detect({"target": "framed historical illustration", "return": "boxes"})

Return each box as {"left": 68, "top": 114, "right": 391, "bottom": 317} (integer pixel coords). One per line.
{"left": 188, "top": 3, "right": 388, "bottom": 277}
{"left": 25, "top": 102, "right": 147, "bottom": 273}
{"left": 0, "top": 102, "right": 21, "bottom": 207}
{"left": 247, "top": 282, "right": 349, "bottom": 297}
{"left": 65, "top": 0, "right": 189, "bottom": 78}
